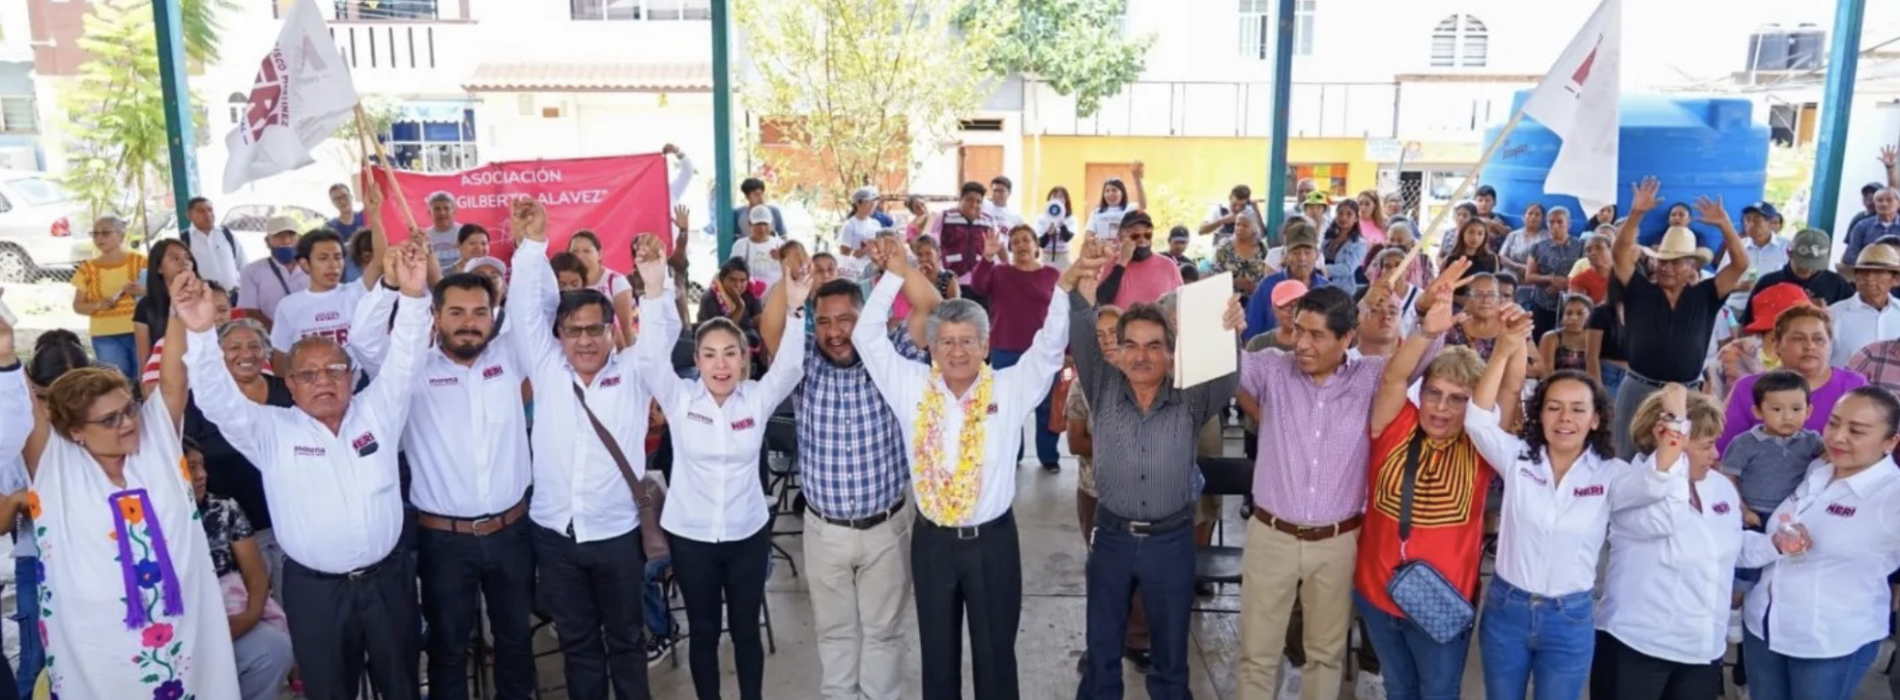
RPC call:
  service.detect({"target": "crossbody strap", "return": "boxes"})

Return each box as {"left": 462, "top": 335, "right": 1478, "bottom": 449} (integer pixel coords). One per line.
{"left": 266, "top": 259, "right": 291, "bottom": 295}
{"left": 570, "top": 383, "right": 643, "bottom": 501}
{"left": 1395, "top": 429, "right": 1428, "bottom": 561}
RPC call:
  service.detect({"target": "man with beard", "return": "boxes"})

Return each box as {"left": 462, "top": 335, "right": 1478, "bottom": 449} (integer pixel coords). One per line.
{"left": 757, "top": 243, "right": 941, "bottom": 700}
{"left": 347, "top": 268, "right": 535, "bottom": 700}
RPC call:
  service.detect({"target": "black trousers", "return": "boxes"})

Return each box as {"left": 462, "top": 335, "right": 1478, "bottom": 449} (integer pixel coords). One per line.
{"left": 1530, "top": 303, "right": 1559, "bottom": 341}
{"left": 418, "top": 514, "right": 536, "bottom": 700}
{"left": 1589, "top": 630, "right": 1721, "bottom": 700}
{"left": 282, "top": 549, "right": 420, "bottom": 700}
{"left": 914, "top": 510, "right": 1022, "bottom": 700}
{"left": 534, "top": 525, "right": 650, "bottom": 700}
{"left": 669, "top": 523, "right": 772, "bottom": 700}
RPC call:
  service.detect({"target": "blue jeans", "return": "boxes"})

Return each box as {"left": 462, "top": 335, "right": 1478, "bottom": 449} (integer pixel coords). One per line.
{"left": 644, "top": 555, "right": 673, "bottom": 638}
{"left": 1479, "top": 578, "right": 1594, "bottom": 700}
{"left": 1077, "top": 506, "right": 1195, "bottom": 700}
{"left": 91, "top": 333, "right": 137, "bottom": 381}
{"left": 1741, "top": 630, "right": 1878, "bottom": 700}
{"left": 1353, "top": 591, "right": 1469, "bottom": 700}
{"left": 12, "top": 557, "right": 38, "bottom": 700}
{"left": 990, "top": 349, "right": 1060, "bottom": 467}
{"left": 1600, "top": 363, "right": 1627, "bottom": 396}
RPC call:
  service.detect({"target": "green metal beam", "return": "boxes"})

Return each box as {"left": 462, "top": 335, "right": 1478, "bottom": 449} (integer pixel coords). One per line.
{"left": 1263, "top": 0, "right": 1294, "bottom": 235}
{"left": 153, "top": 0, "right": 198, "bottom": 227}
{"left": 712, "top": 0, "right": 736, "bottom": 261}
{"left": 1806, "top": 0, "right": 1865, "bottom": 235}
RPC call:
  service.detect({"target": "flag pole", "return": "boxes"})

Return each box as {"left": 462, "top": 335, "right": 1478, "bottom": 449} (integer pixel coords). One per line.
{"left": 354, "top": 103, "right": 423, "bottom": 239}
{"left": 1378, "top": 107, "right": 1529, "bottom": 295}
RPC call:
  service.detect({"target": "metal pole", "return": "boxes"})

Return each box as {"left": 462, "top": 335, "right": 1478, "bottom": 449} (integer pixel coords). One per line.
{"left": 712, "top": 0, "right": 736, "bottom": 261}
{"left": 1263, "top": 0, "right": 1295, "bottom": 235}
{"left": 153, "top": 0, "right": 198, "bottom": 228}
{"left": 1806, "top": 0, "right": 1865, "bottom": 235}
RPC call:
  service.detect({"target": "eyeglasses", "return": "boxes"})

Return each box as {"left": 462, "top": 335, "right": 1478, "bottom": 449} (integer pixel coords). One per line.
{"left": 559, "top": 323, "right": 611, "bottom": 339}
{"left": 1467, "top": 292, "right": 1503, "bottom": 301}
{"left": 290, "top": 364, "right": 352, "bottom": 385}
{"left": 933, "top": 337, "right": 982, "bottom": 353}
{"left": 85, "top": 402, "right": 141, "bottom": 430}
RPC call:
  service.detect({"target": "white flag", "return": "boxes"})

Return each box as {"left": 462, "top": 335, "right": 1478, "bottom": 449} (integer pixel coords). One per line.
{"left": 1520, "top": 0, "right": 1621, "bottom": 214}
{"left": 221, "top": 0, "right": 358, "bottom": 193}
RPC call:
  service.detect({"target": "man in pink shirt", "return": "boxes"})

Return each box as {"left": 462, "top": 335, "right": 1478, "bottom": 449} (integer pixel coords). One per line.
{"left": 1094, "top": 211, "right": 1184, "bottom": 307}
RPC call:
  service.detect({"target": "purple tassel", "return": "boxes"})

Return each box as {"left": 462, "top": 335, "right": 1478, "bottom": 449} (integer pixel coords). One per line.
{"left": 108, "top": 492, "right": 143, "bottom": 630}
{"left": 139, "top": 491, "right": 186, "bottom": 619}
{"left": 108, "top": 489, "right": 185, "bottom": 630}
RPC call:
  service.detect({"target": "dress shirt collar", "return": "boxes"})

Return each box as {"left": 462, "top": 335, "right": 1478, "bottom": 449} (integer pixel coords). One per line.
{"left": 1820, "top": 457, "right": 1898, "bottom": 498}
{"left": 1745, "top": 423, "right": 1805, "bottom": 445}
{"left": 564, "top": 348, "right": 624, "bottom": 383}
{"left": 1843, "top": 293, "right": 1897, "bottom": 314}
{"left": 1111, "top": 376, "right": 1180, "bottom": 414}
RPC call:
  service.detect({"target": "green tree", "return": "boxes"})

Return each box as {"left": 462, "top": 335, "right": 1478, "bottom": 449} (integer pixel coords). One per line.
{"left": 737, "top": 0, "right": 1002, "bottom": 241}
{"left": 965, "top": 0, "right": 1154, "bottom": 119}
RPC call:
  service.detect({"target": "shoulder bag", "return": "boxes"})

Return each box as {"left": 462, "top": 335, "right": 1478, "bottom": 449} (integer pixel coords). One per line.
{"left": 1385, "top": 430, "right": 1476, "bottom": 644}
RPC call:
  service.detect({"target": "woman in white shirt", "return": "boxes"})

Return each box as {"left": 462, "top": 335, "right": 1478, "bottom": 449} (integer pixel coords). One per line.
{"left": 1086, "top": 162, "right": 1146, "bottom": 242}
{"left": 1463, "top": 306, "right": 1676, "bottom": 700}
{"left": 1740, "top": 386, "right": 1900, "bottom": 700}
{"left": 1035, "top": 185, "right": 1078, "bottom": 270}
{"left": 1592, "top": 386, "right": 1781, "bottom": 700}
{"left": 631, "top": 236, "right": 810, "bottom": 700}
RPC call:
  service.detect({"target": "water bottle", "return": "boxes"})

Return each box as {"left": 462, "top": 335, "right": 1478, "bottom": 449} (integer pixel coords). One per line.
{"left": 1775, "top": 513, "right": 1808, "bottom": 560}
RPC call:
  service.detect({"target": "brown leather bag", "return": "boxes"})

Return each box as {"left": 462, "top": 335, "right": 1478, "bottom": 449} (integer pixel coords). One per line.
{"left": 571, "top": 383, "right": 670, "bottom": 560}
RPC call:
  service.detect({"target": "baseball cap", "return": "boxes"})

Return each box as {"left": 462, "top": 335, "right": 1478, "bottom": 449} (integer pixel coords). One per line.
{"left": 1789, "top": 228, "right": 1830, "bottom": 270}
{"left": 1742, "top": 282, "right": 1812, "bottom": 335}
{"left": 851, "top": 187, "right": 879, "bottom": 204}
{"left": 747, "top": 206, "right": 774, "bottom": 226}
{"left": 1168, "top": 225, "right": 1190, "bottom": 243}
{"left": 1865, "top": 182, "right": 1886, "bottom": 196}
{"left": 1285, "top": 224, "right": 1319, "bottom": 251}
{"left": 1120, "top": 210, "right": 1154, "bottom": 231}
{"left": 465, "top": 256, "right": 509, "bottom": 276}
{"left": 265, "top": 215, "right": 300, "bottom": 236}
{"left": 1741, "top": 200, "right": 1780, "bottom": 220}
{"left": 1270, "top": 280, "right": 1310, "bottom": 308}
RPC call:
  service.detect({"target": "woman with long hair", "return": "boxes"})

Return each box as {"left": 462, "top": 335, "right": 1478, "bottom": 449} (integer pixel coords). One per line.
{"left": 1356, "top": 190, "right": 1388, "bottom": 246}
{"left": 1441, "top": 219, "right": 1499, "bottom": 300}
{"left": 1037, "top": 185, "right": 1078, "bottom": 269}
{"left": 133, "top": 238, "right": 197, "bottom": 373}
{"left": 1538, "top": 295, "right": 1596, "bottom": 380}
{"left": 911, "top": 235, "right": 961, "bottom": 300}
{"left": 1087, "top": 162, "right": 1146, "bottom": 241}
{"left": 1359, "top": 217, "right": 1436, "bottom": 291}
{"left": 569, "top": 230, "right": 638, "bottom": 344}
{"left": 904, "top": 195, "right": 933, "bottom": 241}
{"left": 1322, "top": 198, "right": 1368, "bottom": 296}
{"left": 73, "top": 215, "right": 148, "bottom": 379}
{"left": 1498, "top": 203, "right": 1548, "bottom": 304}
{"left": 631, "top": 235, "right": 810, "bottom": 700}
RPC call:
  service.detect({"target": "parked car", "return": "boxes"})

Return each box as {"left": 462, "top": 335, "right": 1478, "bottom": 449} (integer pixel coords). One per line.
{"left": 0, "top": 170, "right": 93, "bottom": 282}
{"left": 147, "top": 200, "right": 328, "bottom": 269}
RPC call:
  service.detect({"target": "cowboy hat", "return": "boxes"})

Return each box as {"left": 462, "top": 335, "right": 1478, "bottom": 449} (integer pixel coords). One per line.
{"left": 1852, "top": 242, "right": 1900, "bottom": 273}
{"left": 1640, "top": 226, "right": 1712, "bottom": 264}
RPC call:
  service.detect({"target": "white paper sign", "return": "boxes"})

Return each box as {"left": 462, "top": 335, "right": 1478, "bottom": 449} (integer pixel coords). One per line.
{"left": 1174, "top": 272, "right": 1238, "bottom": 390}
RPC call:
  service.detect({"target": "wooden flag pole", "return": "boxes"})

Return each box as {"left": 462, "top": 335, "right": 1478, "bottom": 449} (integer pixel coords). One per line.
{"left": 1377, "top": 107, "right": 1529, "bottom": 296}
{"left": 353, "top": 103, "right": 423, "bottom": 238}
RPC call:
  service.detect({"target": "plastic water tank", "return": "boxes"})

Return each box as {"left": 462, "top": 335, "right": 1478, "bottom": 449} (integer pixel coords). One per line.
{"left": 1747, "top": 24, "right": 1789, "bottom": 71}
{"left": 1788, "top": 24, "right": 1825, "bottom": 71}
{"left": 1480, "top": 92, "right": 1769, "bottom": 254}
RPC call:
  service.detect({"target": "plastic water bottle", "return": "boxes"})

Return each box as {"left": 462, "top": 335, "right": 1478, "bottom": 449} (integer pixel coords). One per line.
{"left": 1775, "top": 513, "right": 1808, "bottom": 560}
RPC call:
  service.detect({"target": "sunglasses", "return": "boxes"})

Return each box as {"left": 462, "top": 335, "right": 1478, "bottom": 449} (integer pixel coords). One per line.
{"left": 559, "top": 323, "right": 611, "bottom": 339}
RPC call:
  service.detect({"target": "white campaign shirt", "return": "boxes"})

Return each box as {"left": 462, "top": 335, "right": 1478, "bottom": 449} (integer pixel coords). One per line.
{"left": 983, "top": 200, "right": 1024, "bottom": 232}
{"left": 839, "top": 216, "right": 882, "bottom": 254}
{"left": 270, "top": 282, "right": 370, "bottom": 356}
{"left": 189, "top": 225, "right": 244, "bottom": 290}
{"left": 1828, "top": 294, "right": 1900, "bottom": 367}
{"left": 729, "top": 236, "right": 785, "bottom": 288}
{"left": 1743, "top": 459, "right": 1900, "bottom": 659}
{"left": 1087, "top": 203, "right": 1138, "bottom": 241}
{"left": 185, "top": 292, "right": 431, "bottom": 574}
{"left": 637, "top": 292, "right": 806, "bottom": 543}
{"left": 0, "top": 366, "right": 30, "bottom": 556}
{"left": 1463, "top": 403, "right": 1674, "bottom": 596}
{"left": 349, "top": 287, "right": 532, "bottom": 518}
{"left": 1597, "top": 453, "right": 1761, "bottom": 664}
{"left": 854, "top": 273, "right": 1069, "bottom": 527}
{"left": 509, "top": 239, "right": 655, "bottom": 543}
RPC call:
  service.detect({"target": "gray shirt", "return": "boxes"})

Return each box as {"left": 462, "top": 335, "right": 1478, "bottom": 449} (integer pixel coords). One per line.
{"left": 1069, "top": 290, "right": 1240, "bottom": 520}
{"left": 1720, "top": 425, "right": 1823, "bottom": 513}
{"left": 1527, "top": 236, "right": 1586, "bottom": 310}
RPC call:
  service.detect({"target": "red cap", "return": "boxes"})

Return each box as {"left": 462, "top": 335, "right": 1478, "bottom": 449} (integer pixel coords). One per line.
{"left": 1742, "top": 283, "right": 1812, "bottom": 335}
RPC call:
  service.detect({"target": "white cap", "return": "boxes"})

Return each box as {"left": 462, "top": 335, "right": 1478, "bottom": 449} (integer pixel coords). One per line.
{"left": 748, "top": 206, "right": 774, "bottom": 226}
{"left": 465, "top": 256, "right": 508, "bottom": 276}
{"left": 266, "top": 215, "right": 300, "bottom": 236}
{"left": 852, "top": 187, "right": 879, "bottom": 204}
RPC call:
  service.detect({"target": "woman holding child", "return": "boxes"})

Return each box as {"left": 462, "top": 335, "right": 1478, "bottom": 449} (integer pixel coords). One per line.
{"left": 1716, "top": 304, "right": 1866, "bottom": 453}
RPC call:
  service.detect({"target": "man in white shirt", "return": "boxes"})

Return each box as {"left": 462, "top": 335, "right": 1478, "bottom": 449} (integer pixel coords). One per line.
{"left": 347, "top": 270, "right": 536, "bottom": 700}
{"left": 852, "top": 236, "right": 1079, "bottom": 700}
{"left": 731, "top": 206, "right": 785, "bottom": 289}
{"left": 983, "top": 176, "right": 1023, "bottom": 231}
{"left": 1201, "top": 185, "right": 1257, "bottom": 248}
{"left": 839, "top": 187, "right": 883, "bottom": 260}
{"left": 269, "top": 208, "right": 391, "bottom": 375}
{"left": 180, "top": 239, "right": 433, "bottom": 700}
{"left": 1829, "top": 244, "right": 1900, "bottom": 366}
{"left": 235, "top": 216, "right": 310, "bottom": 331}
{"left": 509, "top": 200, "right": 656, "bottom": 699}
{"left": 1731, "top": 201, "right": 1789, "bottom": 305}
{"left": 184, "top": 196, "right": 245, "bottom": 293}
{"left": 425, "top": 191, "right": 463, "bottom": 271}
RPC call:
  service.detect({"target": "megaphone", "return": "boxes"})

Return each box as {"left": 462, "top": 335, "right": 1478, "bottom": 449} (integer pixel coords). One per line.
{"left": 1047, "top": 200, "right": 1066, "bottom": 219}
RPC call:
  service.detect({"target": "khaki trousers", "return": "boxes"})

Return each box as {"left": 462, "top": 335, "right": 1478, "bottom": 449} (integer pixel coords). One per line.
{"left": 803, "top": 506, "right": 915, "bottom": 700}
{"left": 1236, "top": 518, "right": 1359, "bottom": 700}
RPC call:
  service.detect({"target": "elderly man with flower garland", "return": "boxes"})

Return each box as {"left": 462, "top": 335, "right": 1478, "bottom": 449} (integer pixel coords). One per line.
{"left": 757, "top": 243, "right": 942, "bottom": 700}
{"left": 855, "top": 236, "right": 1093, "bottom": 700}
{"left": 1070, "top": 239, "right": 1247, "bottom": 700}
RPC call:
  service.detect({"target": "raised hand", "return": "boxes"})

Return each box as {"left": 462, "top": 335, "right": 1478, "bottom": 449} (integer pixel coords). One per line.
{"left": 983, "top": 229, "right": 1003, "bottom": 259}
{"left": 1416, "top": 258, "right": 1473, "bottom": 316}
{"left": 1130, "top": 161, "right": 1145, "bottom": 179}
{"left": 511, "top": 198, "right": 547, "bottom": 242}
{"left": 1495, "top": 304, "right": 1534, "bottom": 353}
{"left": 663, "top": 143, "right": 680, "bottom": 157}
{"left": 673, "top": 203, "right": 691, "bottom": 233}
{"left": 1881, "top": 144, "right": 1898, "bottom": 169}
{"left": 172, "top": 271, "right": 219, "bottom": 333}
{"left": 1222, "top": 294, "right": 1246, "bottom": 333}
{"left": 396, "top": 243, "right": 428, "bottom": 297}
{"left": 1693, "top": 195, "right": 1731, "bottom": 227}
{"left": 879, "top": 238, "right": 913, "bottom": 274}
{"left": 784, "top": 261, "right": 813, "bottom": 310}
{"left": 777, "top": 243, "right": 809, "bottom": 284}
{"left": 1630, "top": 176, "right": 1663, "bottom": 215}
{"left": 363, "top": 177, "right": 384, "bottom": 208}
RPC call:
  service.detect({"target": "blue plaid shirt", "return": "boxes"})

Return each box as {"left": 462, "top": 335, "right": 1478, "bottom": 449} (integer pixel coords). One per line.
{"left": 796, "top": 327, "right": 928, "bottom": 519}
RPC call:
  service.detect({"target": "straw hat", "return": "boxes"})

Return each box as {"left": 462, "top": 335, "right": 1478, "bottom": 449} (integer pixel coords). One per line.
{"left": 1852, "top": 243, "right": 1900, "bottom": 273}
{"left": 1640, "top": 226, "right": 1712, "bottom": 264}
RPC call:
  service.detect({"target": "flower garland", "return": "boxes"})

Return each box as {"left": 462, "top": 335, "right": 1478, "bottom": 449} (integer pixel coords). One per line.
{"left": 912, "top": 363, "right": 994, "bottom": 525}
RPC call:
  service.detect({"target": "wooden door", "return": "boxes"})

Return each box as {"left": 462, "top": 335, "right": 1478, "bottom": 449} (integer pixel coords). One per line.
{"left": 959, "top": 145, "right": 1004, "bottom": 189}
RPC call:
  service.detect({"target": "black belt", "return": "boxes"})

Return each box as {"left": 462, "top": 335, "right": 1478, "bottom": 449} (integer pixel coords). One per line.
{"left": 1096, "top": 504, "right": 1193, "bottom": 536}
{"left": 302, "top": 547, "right": 402, "bottom": 581}
{"left": 809, "top": 497, "right": 906, "bottom": 530}
{"left": 921, "top": 509, "right": 1014, "bottom": 540}
{"left": 1625, "top": 368, "right": 1703, "bottom": 391}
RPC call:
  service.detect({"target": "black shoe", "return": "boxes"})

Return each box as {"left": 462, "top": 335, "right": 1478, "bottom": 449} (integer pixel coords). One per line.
{"left": 1124, "top": 647, "right": 1153, "bottom": 675}
{"left": 1042, "top": 462, "right": 1061, "bottom": 475}
{"left": 1195, "top": 581, "right": 1216, "bottom": 597}
{"left": 646, "top": 635, "right": 674, "bottom": 668}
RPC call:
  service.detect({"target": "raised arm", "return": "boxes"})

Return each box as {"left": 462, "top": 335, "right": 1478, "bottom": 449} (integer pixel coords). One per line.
{"left": 632, "top": 245, "right": 688, "bottom": 412}
{"left": 1063, "top": 243, "right": 1116, "bottom": 403}
{"left": 504, "top": 200, "right": 562, "bottom": 368}
{"left": 1614, "top": 177, "right": 1660, "bottom": 284}
{"left": 157, "top": 278, "right": 190, "bottom": 432}
{"left": 358, "top": 176, "right": 389, "bottom": 289}
{"left": 1464, "top": 305, "right": 1534, "bottom": 471}
{"left": 0, "top": 308, "right": 35, "bottom": 473}
{"left": 356, "top": 242, "right": 433, "bottom": 429}
{"left": 1370, "top": 260, "right": 1467, "bottom": 436}
{"left": 1698, "top": 196, "right": 1750, "bottom": 297}
{"left": 758, "top": 242, "right": 808, "bottom": 359}
{"left": 755, "top": 263, "right": 811, "bottom": 406}
{"left": 853, "top": 240, "right": 929, "bottom": 406}
{"left": 177, "top": 273, "right": 275, "bottom": 467}
{"left": 1130, "top": 161, "right": 1147, "bottom": 212}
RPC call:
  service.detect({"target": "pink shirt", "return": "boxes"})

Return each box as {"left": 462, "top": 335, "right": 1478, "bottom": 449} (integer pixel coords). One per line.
{"left": 1109, "top": 255, "right": 1185, "bottom": 308}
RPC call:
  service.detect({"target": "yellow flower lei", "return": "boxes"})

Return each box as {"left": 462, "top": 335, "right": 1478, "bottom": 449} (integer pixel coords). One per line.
{"left": 913, "top": 363, "right": 994, "bottom": 525}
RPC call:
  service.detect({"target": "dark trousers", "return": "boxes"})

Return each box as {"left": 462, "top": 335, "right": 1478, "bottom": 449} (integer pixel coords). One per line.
{"left": 914, "top": 510, "right": 1022, "bottom": 700}
{"left": 1077, "top": 506, "right": 1195, "bottom": 700}
{"left": 992, "top": 348, "right": 1061, "bottom": 467}
{"left": 282, "top": 550, "right": 420, "bottom": 700}
{"left": 669, "top": 523, "right": 773, "bottom": 700}
{"left": 534, "top": 525, "right": 650, "bottom": 700}
{"left": 1588, "top": 631, "right": 1719, "bottom": 700}
{"left": 418, "top": 514, "right": 537, "bottom": 700}
{"left": 1530, "top": 303, "right": 1558, "bottom": 341}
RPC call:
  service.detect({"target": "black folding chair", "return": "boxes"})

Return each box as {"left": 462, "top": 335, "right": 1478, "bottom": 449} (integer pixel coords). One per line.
{"left": 1193, "top": 456, "right": 1255, "bottom": 614}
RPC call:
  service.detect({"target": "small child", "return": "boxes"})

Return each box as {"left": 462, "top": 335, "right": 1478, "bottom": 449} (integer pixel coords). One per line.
{"left": 1721, "top": 369, "right": 1824, "bottom": 530}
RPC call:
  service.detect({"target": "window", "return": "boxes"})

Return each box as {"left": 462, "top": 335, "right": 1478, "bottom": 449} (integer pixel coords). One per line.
{"left": 572, "top": 0, "right": 710, "bottom": 21}
{"left": 1431, "top": 14, "right": 1488, "bottom": 68}
{"left": 1286, "top": 163, "right": 1348, "bottom": 198}
{"left": 226, "top": 92, "right": 246, "bottom": 124}
{"left": 387, "top": 107, "right": 478, "bottom": 173}
{"left": 336, "top": 0, "right": 438, "bottom": 20}
{"left": 0, "top": 96, "right": 36, "bottom": 134}
{"left": 3, "top": 177, "right": 67, "bottom": 207}
{"left": 1239, "top": 0, "right": 1316, "bottom": 60}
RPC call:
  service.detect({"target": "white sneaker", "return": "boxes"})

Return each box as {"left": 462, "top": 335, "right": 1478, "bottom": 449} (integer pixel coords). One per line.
{"left": 1277, "top": 659, "right": 1304, "bottom": 700}
{"left": 1727, "top": 609, "right": 1744, "bottom": 645}
{"left": 1355, "top": 671, "right": 1387, "bottom": 700}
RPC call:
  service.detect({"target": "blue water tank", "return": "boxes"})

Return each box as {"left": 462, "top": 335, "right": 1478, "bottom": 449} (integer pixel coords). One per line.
{"left": 1747, "top": 24, "right": 1789, "bottom": 71}
{"left": 1788, "top": 24, "right": 1825, "bottom": 71}
{"left": 1481, "top": 92, "right": 1769, "bottom": 255}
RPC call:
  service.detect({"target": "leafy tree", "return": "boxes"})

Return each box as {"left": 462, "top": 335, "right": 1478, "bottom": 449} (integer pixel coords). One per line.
{"left": 964, "top": 0, "right": 1154, "bottom": 119}
{"left": 737, "top": 0, "right": 1002, "bottom": 241}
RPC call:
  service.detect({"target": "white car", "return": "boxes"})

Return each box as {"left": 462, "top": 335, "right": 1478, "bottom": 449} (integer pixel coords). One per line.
{"left": 0, "top": 170, "right": 93, "bottom": 282}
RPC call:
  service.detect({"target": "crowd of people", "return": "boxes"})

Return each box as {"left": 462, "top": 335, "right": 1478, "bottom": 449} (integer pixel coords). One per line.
{"left": 7, "top": 142, "right": 1900, "bottom": 700}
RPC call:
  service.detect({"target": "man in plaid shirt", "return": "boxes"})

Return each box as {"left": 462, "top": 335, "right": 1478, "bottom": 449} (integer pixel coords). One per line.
{"left": 1849, "top": 338, "right": 1900, "bottom": 396}
{"left": 760, "top": 248, "right": 941, "bottom": 700}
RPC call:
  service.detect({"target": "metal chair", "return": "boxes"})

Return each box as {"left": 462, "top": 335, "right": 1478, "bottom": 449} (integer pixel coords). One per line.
{"left": 762, "top": 399, "right": 802, "bottom": 579}
{"left": 1193, "top": 456, "right": 1255, "bottom": 614}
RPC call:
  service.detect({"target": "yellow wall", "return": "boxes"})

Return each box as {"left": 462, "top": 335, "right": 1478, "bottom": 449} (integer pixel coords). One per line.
{"left": 1020, "top": 135, "right": 1378, "bottom": 231}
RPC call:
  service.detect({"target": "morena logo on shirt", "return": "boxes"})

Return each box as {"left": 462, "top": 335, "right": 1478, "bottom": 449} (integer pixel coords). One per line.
{"left": 1826, "top": 503, "right": 1858, "bottom": 517}
{"left": 313, "top": 311, "right": 342, "bottom": 322}
{"left": 731, "top": 417, "right": 756, "bottom": 431}
{"left": 1572, "top": 484, "right": 1605, "bottom": 498}
{"left": 1712, "top": 502, "right": 1731, "bottom": 515}
{"left": 482, "top": 365, "right": 505, "bottom": 380}
{"left": 599, "top": 375, "right": 622, "bottom": 388}
{"left": 687, "top": 412, "right": 715, "bottom": 425}
{"left": 1518, "top": 467, "right": 1548, "bottom": 486}
{"left": 428, "top": 377, "right": 458, "bottom": 387}
{"left": 293, "top": 446, "right": 326, "bottom": 457}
